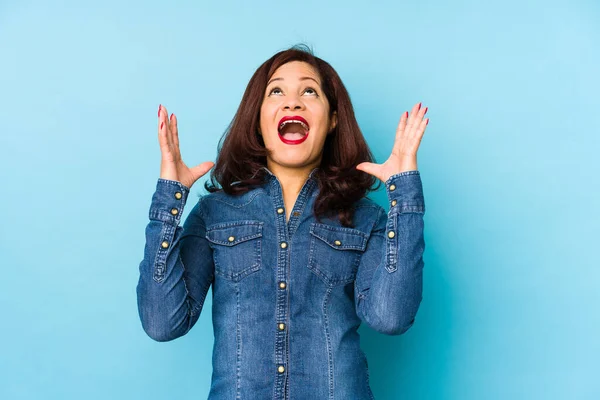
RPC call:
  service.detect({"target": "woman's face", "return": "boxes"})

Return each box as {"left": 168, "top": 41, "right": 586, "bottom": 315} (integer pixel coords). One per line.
{"left": 259, "top": 61, "right": 337, "bottom": 173}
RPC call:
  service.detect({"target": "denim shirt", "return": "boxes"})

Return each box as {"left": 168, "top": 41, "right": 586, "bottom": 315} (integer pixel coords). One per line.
{"left": 136, "top": 166, "right": 426, "bottom": 400}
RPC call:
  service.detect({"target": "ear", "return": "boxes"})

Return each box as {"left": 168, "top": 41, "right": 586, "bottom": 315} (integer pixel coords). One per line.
{"left": 329, "top": 111, "right": 338, "bottom": 132}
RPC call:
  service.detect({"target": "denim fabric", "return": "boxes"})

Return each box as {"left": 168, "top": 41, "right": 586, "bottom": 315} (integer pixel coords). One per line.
{"left": 137, "top": 166, "right": 426, "bottom": 400}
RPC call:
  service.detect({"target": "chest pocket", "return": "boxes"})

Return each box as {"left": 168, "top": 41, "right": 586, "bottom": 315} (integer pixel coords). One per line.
{"left": 205, "top": 220, "right": 263, "bottom": 282}
{"left": 308, "top": 222, "right": 368, "bottom": 286}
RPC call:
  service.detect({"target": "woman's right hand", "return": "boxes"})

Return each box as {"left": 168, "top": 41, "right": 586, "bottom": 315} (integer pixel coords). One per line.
{"left": 158, "top": 104, "right": 214, "bottom": 189}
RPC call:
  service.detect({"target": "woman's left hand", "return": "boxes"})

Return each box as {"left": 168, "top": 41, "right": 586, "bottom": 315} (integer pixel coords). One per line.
{"left": 356, "top": 101, "right": 429, "bottom": 183}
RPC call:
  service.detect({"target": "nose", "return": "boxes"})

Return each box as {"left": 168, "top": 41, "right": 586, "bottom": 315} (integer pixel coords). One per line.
{"left": 283, "top": 94, "right": 304, "bottom": 110}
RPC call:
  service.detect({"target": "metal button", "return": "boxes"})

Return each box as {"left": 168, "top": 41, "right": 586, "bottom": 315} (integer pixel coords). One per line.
{"left": 170, "top": 208, "right": 179, "bottom": 215}
{"left": 228, "top": 236, "right": 235, "bottom": 242}
{"left": 279, "top": 281, "right": 286, "bottom": 289}
{"left": 161, "top": 241, "right": 169, "bottom": 248}
{"left": 391, "top": 200, "right": 397, "bottom": 206}
{"left": 389, "top": 184, "right": 396, "bottom": 191}
{"left": 278, "top": 365, "right": 285, "bottom": 373}
{"left": 280, "top": 242, "right": 287, "bottom": 249}
{"left": 334, "top": 240, "right": 341, "bottom": 246}
{"left": 277, "top": 208, "right": 284, "bottom": 214}
{"left": 278, "top": 323, "right": 285, "bottom": 331}
{"left": 388, "top": 231, "right": 395, "bottom": 239}
{"left": 174, "top": 192, "right": 182, "bottom": 200}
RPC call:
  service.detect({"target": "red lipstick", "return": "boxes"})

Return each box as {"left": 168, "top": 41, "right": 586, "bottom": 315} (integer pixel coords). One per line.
{"left": 278, "top": 115, "right": 310, "bottom": 145}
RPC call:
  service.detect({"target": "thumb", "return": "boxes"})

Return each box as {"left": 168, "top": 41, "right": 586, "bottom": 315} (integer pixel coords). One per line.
{"left": 190, "top": 161, "right": 215, "bottom": 180}
{"left": 356, "top": 162, "right": 381, "bottom": 181}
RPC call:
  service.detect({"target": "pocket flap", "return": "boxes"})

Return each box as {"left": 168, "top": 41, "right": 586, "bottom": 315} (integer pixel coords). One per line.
{"left": 206, "top": 221, "right": 263, "bottom": 246}
{"left": 309, "top": 223, "right": 368, "bottom": 251}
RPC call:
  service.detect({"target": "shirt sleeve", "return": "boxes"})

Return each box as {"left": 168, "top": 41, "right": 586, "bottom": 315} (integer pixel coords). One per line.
{"left": 354, "top": 170, "right": 425, "bottom": 335}
{"left": 136, "top": 178, "right": 215, "bottom": 342}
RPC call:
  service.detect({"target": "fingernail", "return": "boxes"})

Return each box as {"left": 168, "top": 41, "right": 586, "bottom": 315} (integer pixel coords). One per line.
{"left": 158, "top": 104, "right": 161, "bottom": 117}
{"left": 404, "top": 111, "right": 408, "bottom": 118}
{"left": 418, "top": 102, "right": 422, "bottom": 110}
{"left": 426, "top": 119, "right": 429, "bottom": 125}
{"left": 424, "top": 107, "right": 428, "bottom": 115}
{"left": 160, "top": 122, "right": 164, "bottom": 129}
{"left": 170, "top": 113, "right": 174, "bottom": 121}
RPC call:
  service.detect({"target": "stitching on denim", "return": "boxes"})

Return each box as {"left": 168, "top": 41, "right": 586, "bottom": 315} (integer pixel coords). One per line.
{"left": 399, "top": 204, "right": 425, "bottom": 213}
{"left": 149, "top": 210, "right": 178, "bottom": 225}
{"left": 235, "top": 282, "right": 242, "bottom": 400}
{"left": 157, "top": 178, "right": 191, "bottom": 191}
{"left": 208, "top": 189, "right": 262, "bottom": 208}
{"left": 190, "top": 278, "right": 212, "bottom": 316}
{"left": 206, "top": 220, "right": 264, "bottom": 231}
{"left": 322, "top": 286, "right": 335, "bottom": 400}
{"left": 153, "top": 224, "right": 170, "bottom": 283}
{"left": 309, "top": 223, "right": 368, "bottom": 251}
{"left": 385, "top": 212, "right": 398, "bottom": 273}
{"left": 384, "top": 170, "right": 420, "bottom": 186}
{"left": 205, "top": 223, "right": 262, "bottom": 282}
{"left": 287, "top": 178, "right": 317, "bottom": 237}
{"left": 307, "top": 234, "right": 360, "bottom": 286}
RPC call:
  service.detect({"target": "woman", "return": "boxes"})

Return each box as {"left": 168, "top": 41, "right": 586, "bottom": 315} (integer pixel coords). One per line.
{"left": 137, "top": 44, "right": 428, "bottom": 399}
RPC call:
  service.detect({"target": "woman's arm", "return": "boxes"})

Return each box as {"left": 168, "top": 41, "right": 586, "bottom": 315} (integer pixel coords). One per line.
{"left": 136, "top": 178, "right": 214, "bottom": 342}
{"left": 354, "top": 170, "right": 425, "bottom": 335}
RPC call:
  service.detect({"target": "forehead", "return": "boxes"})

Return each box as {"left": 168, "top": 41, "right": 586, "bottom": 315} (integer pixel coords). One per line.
{"left": 269, "top": 61, "right": 321, "bottom": 85}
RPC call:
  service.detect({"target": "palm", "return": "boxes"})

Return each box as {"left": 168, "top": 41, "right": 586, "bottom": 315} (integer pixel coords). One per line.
{"left": 356, "top": 101, "right": 429, "bottom": 182}
{"left": 158, "top": 104, "right": 214, "bottom": 188}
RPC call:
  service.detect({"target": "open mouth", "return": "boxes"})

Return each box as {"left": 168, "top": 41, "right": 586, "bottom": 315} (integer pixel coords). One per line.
{"left": 278, "top": 116, "right": 310, "bottom": 145}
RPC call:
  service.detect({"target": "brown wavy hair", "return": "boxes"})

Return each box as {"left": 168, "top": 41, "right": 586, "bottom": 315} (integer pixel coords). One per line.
{"left": 204, "top": 43, "right": 381, "bottom": 227}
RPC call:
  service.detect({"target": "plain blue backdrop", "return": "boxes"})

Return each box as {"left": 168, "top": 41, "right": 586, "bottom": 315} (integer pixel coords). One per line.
{"left": 1, "top": 0, "right": 598, "bottom": 399}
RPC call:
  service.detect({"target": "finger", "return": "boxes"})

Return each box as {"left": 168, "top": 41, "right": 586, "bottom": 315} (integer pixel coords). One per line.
{"left": 157, "top": 105, "right": 172, "bottom": 152}
{"left": 355, "top": 162, "right": 382, "bottom": 181}
{"left": 190, "top": 161, "right": 215, "bottom": 180}
{"left": 170, "top": 113, "right": 179, "bottom": 149}
{"left": 162, "top": 105, "right": 174, "bottom": 147}
{"left": 405, "top": 102, "right": 422, "bottom": 135}
{"left": 414, "top": 106, "right": 428, "bottom": 135}
{"left": 395, "top": 111, "right": 409, "bottom": 142}
{"left": 415, "top": 117, "right": 429, "bottom": 143}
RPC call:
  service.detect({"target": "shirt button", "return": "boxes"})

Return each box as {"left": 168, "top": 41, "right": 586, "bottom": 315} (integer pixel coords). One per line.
{"left": 280, "top": 242, "right": 288, "bottom": 249}
{"left": 170, "top": 208, "right": 179, "bottom": 215}
{"left": 228, "top": 236, "right": 235, "bottom": 242}
{"left": 389, "top": 184, "right": 396, "bottom": 191}
{"left": 279, "top": 281, "right": 286, "bottom": 289}
{"left": 388, "top": 231, "right": 395, "bottom": 239}
{"left": 278, "top": 365, "right": 285, "bottom": 373}
{"left": 161, "top": 241, "right": 169, "bottom": 248}
{"left": 334, "top": 240, "right": 342, "bottom": 246}
{"left": 277, "top": 208, "right": 284, "bottom": 214}
{"left": 391, "top": 200, "right": 397, "bottom": 206}
{"left": 174, "top": 192, "right": 182, "bottom": 200}
{"left": 278, "top": 323, "right": 285, "bottom": 331}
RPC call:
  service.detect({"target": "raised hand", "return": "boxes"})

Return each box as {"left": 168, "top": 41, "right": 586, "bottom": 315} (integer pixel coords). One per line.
{"left": 158, "top": 104, "right": 214, "bottom": 189}
{"left": 356, "top": 101, "right": 429, "bottom": 183}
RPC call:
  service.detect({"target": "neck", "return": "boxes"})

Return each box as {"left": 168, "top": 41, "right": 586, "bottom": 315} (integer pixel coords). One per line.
{"left": 266, "top": 161, "right": 319, "bottom": 198}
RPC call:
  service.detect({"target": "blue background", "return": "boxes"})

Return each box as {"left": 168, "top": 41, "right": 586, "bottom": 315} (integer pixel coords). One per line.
{"left": 1, "top": 0, "right": 598, "bottom": 399}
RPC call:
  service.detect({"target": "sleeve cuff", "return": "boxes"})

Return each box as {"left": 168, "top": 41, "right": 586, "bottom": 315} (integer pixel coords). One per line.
{"left": 148, "top": 178, "right": 191, "bottom": 224}
{"left": 384, "top": 170, "right": 425, "bottom": 213}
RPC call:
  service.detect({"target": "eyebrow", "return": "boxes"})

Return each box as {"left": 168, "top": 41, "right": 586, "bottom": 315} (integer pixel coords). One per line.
{"left": 267, "top": 76, "right": 320, "bottom": 87}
